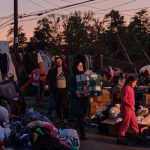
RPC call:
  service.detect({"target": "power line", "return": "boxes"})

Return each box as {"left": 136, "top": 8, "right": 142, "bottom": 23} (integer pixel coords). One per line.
{"left": 1, "top": 0, "right": 95, "bottom": 27}
{"left": 0, "top": 15, "right": 13, "bottom": 20}
{"left": 94, "top": 0, "right": 137, "bottom": 13}
{"left": 26, "top": 0, "right": 47, "bottom": 9}
{"left": 19, "top": 0, "right": 94, "bottom": 19}
{"left": 40, "top": 0, "right": 72, "bottom": 14}
{"left": 61, "top": 0, "right": 109, "bottom": 5}
{"left": 0, "top": 22, "right": 12, "bottom": 30}
{"left": 0, "top": 18, "right": 13, "bottom": 27}
{"left": 0, "top": 15, "right": 13, "bottom": 23}
{"left": 60, "top": 0, "right": 103, "bottom": 10}
{"left": 41, "top": 0, "right": 59, "bottom": 7}
{"left": 94, "top": 6, "right": 150, "bottom": 16}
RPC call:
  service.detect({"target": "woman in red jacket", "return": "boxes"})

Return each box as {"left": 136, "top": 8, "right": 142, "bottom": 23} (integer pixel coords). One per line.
{"left": 118, "top": 75, "right": 139, "bottom": 145}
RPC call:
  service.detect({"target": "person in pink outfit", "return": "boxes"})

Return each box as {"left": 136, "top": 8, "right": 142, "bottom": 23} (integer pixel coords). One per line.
{"left": 117, "top": 75, "right": 140, "bottom": 145}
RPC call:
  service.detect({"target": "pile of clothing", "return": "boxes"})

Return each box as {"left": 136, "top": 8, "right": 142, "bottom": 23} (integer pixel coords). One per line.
{"left": 136, "top": 105, "right": 150, "bottom": 125}
{"left": 1, "top": 109, "right": 80, "bottom": 150}
{"left": 108, "top": 104, "right": 122, "bottom": 123}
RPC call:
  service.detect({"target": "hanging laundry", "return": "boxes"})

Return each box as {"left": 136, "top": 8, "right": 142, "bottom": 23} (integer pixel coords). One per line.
{"left": 0, "top": 53, "right": 8, "bottom": 77}
{"left": 37, "top": 53, "right": 44, "bottom": 64}
{"left": 39, "top": 51, "right": 52, "bottom": 69}
{"left": 7, "top": 53, "right": 17, "bottom": 82}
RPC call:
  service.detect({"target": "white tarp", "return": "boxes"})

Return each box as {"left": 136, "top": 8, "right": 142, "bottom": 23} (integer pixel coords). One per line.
{"left": 0, "top": 41, "right": 9, "bottom": 54}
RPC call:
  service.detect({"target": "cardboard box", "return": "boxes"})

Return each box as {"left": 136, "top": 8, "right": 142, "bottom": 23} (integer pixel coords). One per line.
{"left": 102, "top": 119, "right": 121, "bottom": 136}
{"left": 92, "top": 89, "right": 111, "bottom": 102}
{"left": 90, "top": 101, "right": 107, "bottom": 113}
{"left": 102, "top": 89, "right": 111, "bottom": 102}
{"left": 90, "top": 102, "right": 96, "bottom": 113}
{"left": 102, "top": 119, "right": 133, "bottom": 136}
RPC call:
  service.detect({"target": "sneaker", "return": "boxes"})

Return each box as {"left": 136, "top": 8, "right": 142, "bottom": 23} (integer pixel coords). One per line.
{"left": 117, "top": 137, "right": 128, "bottom": 145}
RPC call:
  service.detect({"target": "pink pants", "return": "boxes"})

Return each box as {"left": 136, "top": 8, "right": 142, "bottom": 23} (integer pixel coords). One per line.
{"left": 119, "top": 108, "right": 139, "bottom": 137}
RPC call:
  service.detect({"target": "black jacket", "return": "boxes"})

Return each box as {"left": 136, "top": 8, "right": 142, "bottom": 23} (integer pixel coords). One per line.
{"left": 46, "top": 66, "right": 70, "bottom": 91}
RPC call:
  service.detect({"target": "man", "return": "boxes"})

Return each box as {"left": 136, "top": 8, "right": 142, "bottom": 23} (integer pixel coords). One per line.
{"left": 45, "top": 56, "right": 70, "bottom": 122}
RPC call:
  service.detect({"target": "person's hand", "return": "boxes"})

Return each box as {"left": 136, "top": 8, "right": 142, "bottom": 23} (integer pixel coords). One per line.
{"left": 45, "top": 85, "right": 49, "bottom": 91}
{"left": 76, "top": 91, "right": 81, "bottom": 98}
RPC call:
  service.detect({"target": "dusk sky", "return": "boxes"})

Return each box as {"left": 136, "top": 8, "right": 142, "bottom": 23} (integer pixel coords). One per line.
{"left": 1, "top": 0, "right": 150, "bottom": 41}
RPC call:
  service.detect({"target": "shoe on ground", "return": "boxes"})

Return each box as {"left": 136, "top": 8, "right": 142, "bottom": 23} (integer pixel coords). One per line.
{"left": 117, "top": 137, "right": 128, "bottom": 145}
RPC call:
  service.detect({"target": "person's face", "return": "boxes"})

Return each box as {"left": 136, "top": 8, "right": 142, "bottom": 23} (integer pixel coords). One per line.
{"left": 39, "top": 62, "right": 44, "bottom": 68}
{"left": 131, "top": 80, "right": 137, "bottom": 88}
{"left": 55, "top": 58, "right": 62, "bottom": 67}
{"left": 77, "top": 62, "right": 84, "bottom": 72}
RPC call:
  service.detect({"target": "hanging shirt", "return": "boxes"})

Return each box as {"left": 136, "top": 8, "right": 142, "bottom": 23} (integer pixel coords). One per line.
{"left": 56, "top": 67, "right": 66, "bottom": 89}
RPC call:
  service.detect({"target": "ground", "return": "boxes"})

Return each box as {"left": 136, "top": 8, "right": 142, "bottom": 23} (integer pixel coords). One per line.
{"left": 80, "top": 133, "right": 150, "bottom": 150}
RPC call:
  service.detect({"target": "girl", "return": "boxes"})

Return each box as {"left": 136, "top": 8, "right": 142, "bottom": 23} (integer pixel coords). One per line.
{"left": 118, "top": 75, "right": 139, "bottom": 145}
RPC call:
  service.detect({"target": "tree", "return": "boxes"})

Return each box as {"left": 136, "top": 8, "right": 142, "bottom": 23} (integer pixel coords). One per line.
{"left": 127, "top": 9, "right": 150, "bottom": 65}
{"left": 27, "top": 15, "right": 65, "bottom": 53}
{"left": 105, "top": 9, "right": 126, "bottom": 33}
{"left": 128, "top": 9, "right": 150, "bottom": 38}
{"left": 7, "top": 26, "right": 27, "bottom": 52}
{"left": 63, "top": 11, "right": 88, "bottom": 54}
{"left": 103, "top": 10, "right": 127, "bottom": 59}
{"left": 27, "top": 17, "right": 52, "bottom": 51}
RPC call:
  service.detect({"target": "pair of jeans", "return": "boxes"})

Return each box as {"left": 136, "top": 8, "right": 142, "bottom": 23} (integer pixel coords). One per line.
{"left": 55, "top": 88, "right": 68, "bottom": 119}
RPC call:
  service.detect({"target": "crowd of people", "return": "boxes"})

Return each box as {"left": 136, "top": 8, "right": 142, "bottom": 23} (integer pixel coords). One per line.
{"left": 0, "top": 54, "right": 149, "bottom": 148}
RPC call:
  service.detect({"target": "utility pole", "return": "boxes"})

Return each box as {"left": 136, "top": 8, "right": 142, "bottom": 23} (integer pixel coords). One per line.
{"left": 14, "top": 0, "right": 18, "bottom": 53}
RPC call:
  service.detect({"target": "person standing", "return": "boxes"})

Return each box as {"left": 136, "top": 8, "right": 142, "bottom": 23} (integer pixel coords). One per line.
{"left": 118, "top": 72, "right": 127, "bottom": 93}
{"left": 118, "top": 75, "right": 140, "bottom": 145}
{"left": 20, "top": 62, "right": 47, "bottom": 104}
{"left": 45, "top": 56, "right": 70, "bottom": 122}
{"left": 68, "top": 61, "right": 89, "bottom": 140}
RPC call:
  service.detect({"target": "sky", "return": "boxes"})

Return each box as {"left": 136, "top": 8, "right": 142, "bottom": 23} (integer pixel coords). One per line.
{"left": 1, "top": 0, "right": 150, "bottom": 41}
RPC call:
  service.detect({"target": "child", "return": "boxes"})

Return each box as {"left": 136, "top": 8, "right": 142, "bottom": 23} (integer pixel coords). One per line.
{"left": 117, "top": 75, "right": 140, "bottom": 145}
